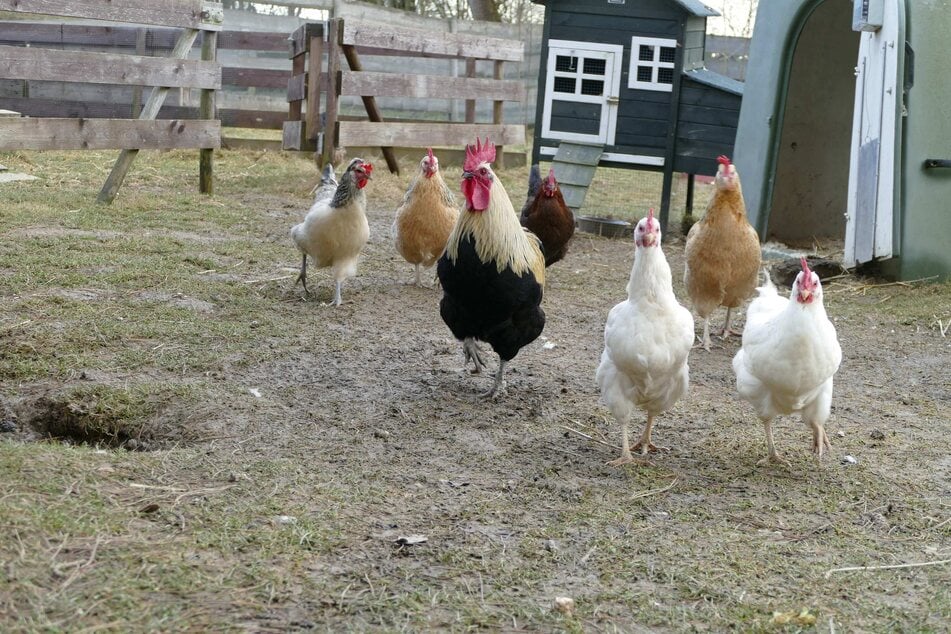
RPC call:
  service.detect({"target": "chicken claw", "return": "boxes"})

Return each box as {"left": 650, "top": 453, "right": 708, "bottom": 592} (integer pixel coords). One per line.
{"left": 757, "top": 453, "right": 792, "bottom": 468}
{"left": 607, "top": 453, "right": 650, "bottom": 467}
{"left": 633, "top": 441, "right": 669, "bottom": 455}
{"left": 463, "top": 338, "right": 486, "bottom": 374}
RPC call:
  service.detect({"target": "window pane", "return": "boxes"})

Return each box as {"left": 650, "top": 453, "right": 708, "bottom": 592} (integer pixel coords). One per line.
{"left": 555, "top": 55, "right": 577, "bottom": 72}
{"left": 660, "top": 46, "right": 676, "bottom": 63}
{"left": 658, "top": 67, "right": 674, "bottom": 84}
{"left": 581, "top": 79, "right": 604, "bottom": 95}
{"left": 583, "top": 58, "right": 606, "bottom": 75}
{"left": 554, "top": 76, "right": 577, "bottom": 93}
{"left": 636, "top": 66, "right": 653, "bottom": 82}
{"left": 638, "top": 45, "right": 654, "bottom": 61}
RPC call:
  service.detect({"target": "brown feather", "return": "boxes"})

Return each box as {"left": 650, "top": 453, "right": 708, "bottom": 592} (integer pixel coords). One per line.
{"left": 394, "top": 170, "right": 458, "bottom": 268}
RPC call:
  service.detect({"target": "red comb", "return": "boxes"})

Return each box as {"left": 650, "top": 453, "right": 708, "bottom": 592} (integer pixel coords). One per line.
{"left": 646, "top": 208, "right": 656, "bottom": 230}
{"left": 427, "top": 147, "right": 434, "bottom": 162}
{"left": 363, "top": 162, "right": 373, "bottom": 175}
{"left": 717, "top": 155, "right": 731, "bottom": 167}
{"left": 463, "top": 137, "right": 496, "bottom": 172}
{"left": 547, "top": 168, "right": 556, "bottom": 185}
{"left": 800, "top": 257, "right": 811, "bottom": 275}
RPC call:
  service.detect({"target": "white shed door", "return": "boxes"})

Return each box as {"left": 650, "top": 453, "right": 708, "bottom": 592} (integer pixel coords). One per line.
{"left": 541, "top": 40, "right": 623, "bottom": 145}
{"left": 845, "top": 1, "right": 902, "bottom": 266}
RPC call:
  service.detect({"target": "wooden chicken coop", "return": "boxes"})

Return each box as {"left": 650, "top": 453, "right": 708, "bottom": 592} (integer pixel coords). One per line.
{"left": 283, "top": 18, "right": 526, "bottom": 174}
{"left": 530, "top": 0, "right": 743, "bottom": 230}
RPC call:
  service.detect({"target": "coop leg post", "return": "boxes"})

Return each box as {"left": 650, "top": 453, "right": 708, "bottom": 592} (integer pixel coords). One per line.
{"left": 686, "top": 173, "right": 695, "bottom": 216}
{"left": 199, "top": 30, "right": 217, "bottom": 195}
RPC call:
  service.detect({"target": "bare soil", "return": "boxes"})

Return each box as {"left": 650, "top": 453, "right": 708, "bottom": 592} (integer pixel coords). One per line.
{"left": 2, "top": 179, "right": 949, "bottom": 631}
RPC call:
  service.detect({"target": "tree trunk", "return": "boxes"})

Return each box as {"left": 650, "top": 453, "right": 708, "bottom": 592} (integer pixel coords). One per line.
{"left": 468, "top": 0, "right": 501, "bottom": 21}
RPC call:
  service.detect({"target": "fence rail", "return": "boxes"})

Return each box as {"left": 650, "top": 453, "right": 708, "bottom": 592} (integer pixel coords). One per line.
{"left": 0, "top": 0, "right": 222, "bottom": 201}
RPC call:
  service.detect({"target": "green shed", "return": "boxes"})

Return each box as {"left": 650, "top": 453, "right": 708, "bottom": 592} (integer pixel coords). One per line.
{"left": 733, "top": 0, "right": 951, "bottom": 280}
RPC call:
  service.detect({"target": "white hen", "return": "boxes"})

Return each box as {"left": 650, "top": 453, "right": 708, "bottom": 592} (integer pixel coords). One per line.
{"left": 596, "top": 209, "right": 695, "bottom": 466}
{"left": 732, "top": 259, "right": 842, "bottom": 465}
{"left": 291, "top": 158, "right": 372, "bottom": 306}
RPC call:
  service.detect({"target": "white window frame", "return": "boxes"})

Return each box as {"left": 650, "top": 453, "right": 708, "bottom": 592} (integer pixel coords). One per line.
{"left": 628, "top": 36, "right": 677, "bottom": 92}
{"left": 541, "top": 40, "right": 623, "bottom": 145}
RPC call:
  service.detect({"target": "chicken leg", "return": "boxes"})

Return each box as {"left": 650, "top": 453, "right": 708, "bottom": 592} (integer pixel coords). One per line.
{"left": 757, "top": 418, "right": 791, "bottom": 467}
{"left": 331, "top": 281, "right": 343, "bottom": 307}
{"left": 632, "top": 413, "right": 669, "bottom": 454}
{"left": 719, "top": 307, "right": 743, "bottom": 339}
{"left": 463, "top": 338, "right": 486, "bottom": 374}
{"left": 809, "top": 419, "right": 831, "bottom": 459}
{"left": 607, "top": 415, "right": 650, "bottom": 467}
{"left": 483, "top": 359, "right": 507, "bottom": 398}
{"left": 295, "top": 253, "right": 310, "bottom": 294}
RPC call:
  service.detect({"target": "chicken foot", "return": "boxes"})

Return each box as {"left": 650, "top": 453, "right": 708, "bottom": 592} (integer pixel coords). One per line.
{"left": 482, "top": 360, "right": 507, "bottom": 398}
{"left": 631, "top": 414, "right": 669, "bottom": 454}
{"left": 757, "top": 419, "right": 792, "bottom": 467}
{"left": 330, "top": 281, "right": 343, "bottom": 307}
{"left": 294, "top": 253, "right": 310, "bottom": 294}
{"left": 719, "top": 307, "right": 743, "bottom": 339}
{"left": 697, "top": 317, "right": 713, "bottom": 351}
{"left": 463, "top": 338, "right": 486, "bottom": 374}
{"left": 809, "top": 420, "right": 831, "bottom": 459}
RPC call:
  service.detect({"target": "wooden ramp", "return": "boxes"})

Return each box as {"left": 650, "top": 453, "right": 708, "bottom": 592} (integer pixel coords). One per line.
{"left": 549, "top": 142, "right": 604, "bottom": 213}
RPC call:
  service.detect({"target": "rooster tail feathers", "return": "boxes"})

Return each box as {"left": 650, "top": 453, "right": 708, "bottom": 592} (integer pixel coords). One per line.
{"left": 756, "top": 268, "right": 777, "bottom": 297}
{"left": 526, "top": 164, "right": 541, "bottom": 199}
{"left": 320, "top": 163, "right": 337, "bottom": 187}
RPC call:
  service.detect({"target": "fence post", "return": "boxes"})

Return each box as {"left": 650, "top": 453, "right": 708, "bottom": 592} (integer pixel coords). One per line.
{"left": 200, "top": 30, "right": 217, "bottom": 195}
{"left": 493, "top": 60, "right": 505, "bottom": 169}
{"left": 320, "top": 18, "right": 341, "bottom": 169}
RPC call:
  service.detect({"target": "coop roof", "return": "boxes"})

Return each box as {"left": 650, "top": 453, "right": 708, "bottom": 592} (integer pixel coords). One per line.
{"left": 682, "top": 68, "right": 744, "bottom": 96}
{"left": 531, "top": 0, "right": 719, "bottom": 17}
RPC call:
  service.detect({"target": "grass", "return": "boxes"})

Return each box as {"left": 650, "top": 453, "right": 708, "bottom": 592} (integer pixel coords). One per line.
{"left": 1, "top": 146, "right": 949, "bottom": 631}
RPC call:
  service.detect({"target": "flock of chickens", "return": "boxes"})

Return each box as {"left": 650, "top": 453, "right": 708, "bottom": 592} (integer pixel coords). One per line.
{"left": 289, "top": 140, "right": 842, "bottom": 467}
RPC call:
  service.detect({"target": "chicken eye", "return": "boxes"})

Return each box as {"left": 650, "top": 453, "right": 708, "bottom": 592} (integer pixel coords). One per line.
{"left": 480, "top": 167, "right": 488, "bottom": 176}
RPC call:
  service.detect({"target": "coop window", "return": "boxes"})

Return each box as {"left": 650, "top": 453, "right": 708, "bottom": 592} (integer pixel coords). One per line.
{"left": 555, "top": 55, "right": 577, "bottom": 72}
{"left": 583, "top": 58, "right": 606, "bottom": 75}
{"left": 554, "top": 76, "right": 576, "bottom": 93}
{"left": 628, "top": 36, "right": 677, "bottom": 92}
{"left": 581, "top": 79, "right": 604, "bottom": 95}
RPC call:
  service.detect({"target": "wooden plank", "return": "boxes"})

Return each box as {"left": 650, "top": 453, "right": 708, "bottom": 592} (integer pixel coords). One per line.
{"left": 223, "top": 67, "right": 289, "bottom": 90}
{"left": 0, "top": 118, "right": 219, "bottom": 150}
{"left": 131, "top": 27, "right": 146, "bottom": 118}
{"left": 0, "top": 45, "right": 221, "bottom": 89}
{"left": 550, "top": 163, "right": 596, "bottom": 187}
{"left": 98, "top": 28, "right": 201, "bottom": 204}
{"left": 282, "top": 120, "right": 313, "bottom": 152}
{"left": 199, "top": 30, "right": 216, "bottom": 195}
{"left": 305, "top": 35, "right": 323, "bottom": 142}
{"left": 0, "top": 95, "right": 286, "bottom": 129}
{"left": 0, "top": 0, "right": 224, "bottom": 31}
{"left": 464, "top": 59, "right": 476, "bottom": 124}
{"left": 553, "top": 142, "right": 603, "bottom": 165}
{"left": 341, "top": 43, "right": 399, "bottom": 175}
{"left": 319, "top": 19, "right": 340, "bottom": 166}
{"left": 287, "top": 73, "right": 307, "bottom": 103}
{"left": 288, "top": 22, "right": 324, "bottom": 59}
{"left": 0, "top": 24, "right": 283, "bottom": 52}
{"left": 341, "top": 19, "right": 523, "bottom": 62}
{"left": 493, "top": 59, "right": 504, "bottom": 168}
{"left": 338, "top": 70, "right": 523, "bottom": 101}
{"left": 338, "top": 121, "right": 524, "bottom": 147}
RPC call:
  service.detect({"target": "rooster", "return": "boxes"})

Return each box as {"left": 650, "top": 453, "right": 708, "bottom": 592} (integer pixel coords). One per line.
{"left": 732, "top": 259, "right": 842, "bottom": 466}
{"left": 393, "top": 148, "right": 459, "bottom": 286}
{"left": 596, "top": 209, "right": 694, "bottom": 466}
{"left": 290, "top": 158, "right": 373, "bottom": 306}
{"left": 684, "top": 155, "right": 761, "bottom": 350}
{"left": 437, "top": 138, "right": 546, "bottom": 398}
{"left": 520, "top": 168, "right": 575, "bottom": 267}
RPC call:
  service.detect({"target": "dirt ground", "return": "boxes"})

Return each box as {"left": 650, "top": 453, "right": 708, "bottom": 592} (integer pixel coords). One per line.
{"left": 1, "top": 157, "right": 949, "bottom": 630}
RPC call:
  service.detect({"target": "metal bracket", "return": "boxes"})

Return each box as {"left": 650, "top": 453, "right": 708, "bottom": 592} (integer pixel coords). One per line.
{"left": 923, "top": 159, "right": 951, "bottom": 169}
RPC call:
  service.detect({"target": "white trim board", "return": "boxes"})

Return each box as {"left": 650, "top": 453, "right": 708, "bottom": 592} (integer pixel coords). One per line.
{"left": 539, "top": 146, "right": 664, "bottom": 167}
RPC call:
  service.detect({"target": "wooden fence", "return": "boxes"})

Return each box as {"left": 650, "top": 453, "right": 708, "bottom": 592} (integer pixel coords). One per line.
{"left": 283, "top": 18, "right": 526, "bottom": 173}
{"left": 0, "top": 0, "right": 223, "bottom": 202}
